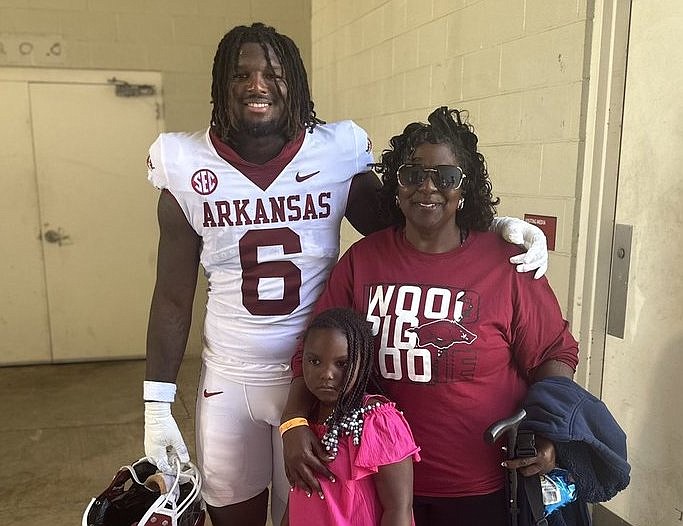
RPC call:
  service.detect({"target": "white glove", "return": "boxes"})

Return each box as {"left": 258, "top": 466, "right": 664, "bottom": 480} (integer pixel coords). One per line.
{"left": 144, "top": 401, "right": 190, "bottom": 474}
{"left": 491, "top": 216, "right": 548, "bottom": 279}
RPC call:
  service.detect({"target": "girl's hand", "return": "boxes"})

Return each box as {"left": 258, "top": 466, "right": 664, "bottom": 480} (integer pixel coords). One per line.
{"left": 283, "top": 425, "right": 336, "bottom": 498}
{"left": 502, "top": 435, "right": 556, "bottom": 477}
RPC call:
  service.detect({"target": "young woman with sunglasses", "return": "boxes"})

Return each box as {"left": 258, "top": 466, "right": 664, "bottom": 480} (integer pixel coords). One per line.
{"left": 282, "top": 107, "right": 578, "bottom": 526}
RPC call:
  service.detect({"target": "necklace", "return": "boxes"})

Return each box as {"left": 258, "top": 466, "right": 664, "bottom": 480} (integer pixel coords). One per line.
{"left": 320, "top": 401, "right": 382, "bottom": 458}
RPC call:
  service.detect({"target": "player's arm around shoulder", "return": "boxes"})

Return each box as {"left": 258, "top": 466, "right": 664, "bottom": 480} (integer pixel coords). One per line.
{"left": 346, "top": 171, "right": 387, "bottom": 236}
{"left": 146, "top": 189, "right": 201, "bottom": 382}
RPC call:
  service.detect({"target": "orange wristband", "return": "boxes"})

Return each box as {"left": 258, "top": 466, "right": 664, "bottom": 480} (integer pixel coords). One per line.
{"left": 279, "top": 417, "right": 309, "bottom": 436}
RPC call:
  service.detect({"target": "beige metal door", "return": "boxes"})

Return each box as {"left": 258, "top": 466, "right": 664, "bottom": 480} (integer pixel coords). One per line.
{"left": 0, "top": 80, "right": 51, "bottom": 363}
{"left": 600, "top": 1, "right": 683, "bottom": 524}
{"left": 0, "top": 71, "right": 162, "bottom": 364}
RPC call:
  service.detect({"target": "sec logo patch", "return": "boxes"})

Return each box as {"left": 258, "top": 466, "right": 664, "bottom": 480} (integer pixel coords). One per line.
{"left": 191, "top": 169, "right": 218, "bottom": 195}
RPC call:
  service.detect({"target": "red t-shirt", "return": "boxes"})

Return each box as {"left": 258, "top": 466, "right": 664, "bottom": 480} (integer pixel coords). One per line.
{"left": 293, "top": 227, "right": 579, "bottom": 497}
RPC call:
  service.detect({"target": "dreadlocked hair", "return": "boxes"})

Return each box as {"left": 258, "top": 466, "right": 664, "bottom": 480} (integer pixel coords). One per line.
{"left": 210, "top": 22, "right": 324, "bottom": 142}
{"left": 304, "top": 308, "right": 383, "bottom": 429}
{"left": 376, "top": 106, "right": 499, "bottom": 231}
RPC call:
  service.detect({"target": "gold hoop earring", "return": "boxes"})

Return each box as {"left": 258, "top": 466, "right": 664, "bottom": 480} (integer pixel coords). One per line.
{"left": 457, "top": 198, "right": 465, "bottom": 210}
{"left": 395, "top": 195, "right": 400, "bottom": 207}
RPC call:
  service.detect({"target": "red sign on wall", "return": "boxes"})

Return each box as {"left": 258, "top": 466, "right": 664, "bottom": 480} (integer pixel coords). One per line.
{"left": 523, "top": 214, "right": 557, "bottom": 251}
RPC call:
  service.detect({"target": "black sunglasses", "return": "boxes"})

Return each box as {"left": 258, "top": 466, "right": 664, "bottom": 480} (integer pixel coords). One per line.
{"left": 397, "top": 164, "right": 466, "bottom": 191}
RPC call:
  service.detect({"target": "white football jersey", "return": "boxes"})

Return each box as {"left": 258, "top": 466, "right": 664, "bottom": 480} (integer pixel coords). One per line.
{"left": 147, "top": 121, "right": 373, "bottom": 384}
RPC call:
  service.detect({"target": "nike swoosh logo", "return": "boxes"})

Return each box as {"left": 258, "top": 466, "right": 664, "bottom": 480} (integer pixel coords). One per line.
{"left": 203, "top": 389, "right": 224, "bottom": 398}
{"left": 295, "top": 170, "right": 320, "bottom": 182}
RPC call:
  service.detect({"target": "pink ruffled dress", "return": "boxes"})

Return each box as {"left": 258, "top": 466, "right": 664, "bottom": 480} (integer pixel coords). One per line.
{"left": 288, "top": 396, "right": 421, "bottom": 525}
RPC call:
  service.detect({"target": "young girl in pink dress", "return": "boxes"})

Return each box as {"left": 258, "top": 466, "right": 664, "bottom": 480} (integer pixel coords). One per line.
{"left": 282, "top": 308, "right": 420, "bottom": 526}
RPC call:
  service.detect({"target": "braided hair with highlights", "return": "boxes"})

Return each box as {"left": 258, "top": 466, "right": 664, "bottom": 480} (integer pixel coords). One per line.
{"left": 376, "top": 106, "right": 499, "bottom": 231}
{"left": 210, "top": 22, "right": 323, "bottom": 142}
{"left": 303, "top": 308, "right": 383, "bottom": 430}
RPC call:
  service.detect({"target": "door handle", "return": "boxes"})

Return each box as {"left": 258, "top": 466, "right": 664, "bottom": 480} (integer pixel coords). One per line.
{"left": 607, "top": 224, "right": 632, "bottom": 339}
{"left": 43, "top": 228, "right": 71, "bottom": 246}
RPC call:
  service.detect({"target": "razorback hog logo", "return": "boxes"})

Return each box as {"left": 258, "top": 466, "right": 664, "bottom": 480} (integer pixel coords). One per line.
{"left": 407, "top": 319, "right": 477, "bottom": 357}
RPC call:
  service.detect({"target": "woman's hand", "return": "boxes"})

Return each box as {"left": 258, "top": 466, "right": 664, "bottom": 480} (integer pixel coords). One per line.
{"left": 503, "top": 435, "right": 556, "bottom": 477}
{"left": 283, "top": 425, "right": 336, "bottom": 498}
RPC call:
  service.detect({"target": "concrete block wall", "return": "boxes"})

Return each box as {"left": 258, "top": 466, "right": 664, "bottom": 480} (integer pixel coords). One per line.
{"left": 0, "top": 0, "right": 311, "bottom": 132}
{"left": 311, "top": 0, "right": 591, "bottom": 315}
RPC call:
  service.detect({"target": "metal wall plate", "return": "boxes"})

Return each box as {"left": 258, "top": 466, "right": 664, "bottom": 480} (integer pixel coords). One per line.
{"left": 607, "top": 224, "right": 633, "bottom": 338}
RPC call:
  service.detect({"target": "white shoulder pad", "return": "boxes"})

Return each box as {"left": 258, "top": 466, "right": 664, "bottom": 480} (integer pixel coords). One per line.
{"left": 146, "top": 134, "right": 168, "bottom": 189}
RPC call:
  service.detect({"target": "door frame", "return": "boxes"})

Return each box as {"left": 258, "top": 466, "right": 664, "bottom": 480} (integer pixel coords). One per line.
{"left": 0, "top": 67, "right": 162, "bottom": 90}
{"left": 569, "top": 0, "right": 632, "bottom": 395}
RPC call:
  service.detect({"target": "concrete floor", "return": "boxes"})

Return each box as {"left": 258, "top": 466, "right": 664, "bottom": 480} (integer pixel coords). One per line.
{"left": 0, "top": 356, "right": 620, "bottom": 525}
{"left": 0, "top": 356, "right": 204, "bottom": 525}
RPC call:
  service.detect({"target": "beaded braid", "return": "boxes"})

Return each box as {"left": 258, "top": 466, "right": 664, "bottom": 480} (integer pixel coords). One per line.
{"left": 210, "top": 22, "right": 324, "bottom": 143}
{"left": 375, "top": 106, "right": 499, "bottom": 231}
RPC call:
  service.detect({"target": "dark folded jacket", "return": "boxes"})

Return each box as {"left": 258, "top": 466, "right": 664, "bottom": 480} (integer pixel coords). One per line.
{"left": 519, "top": 376, "right": 630, "bottom": 526}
